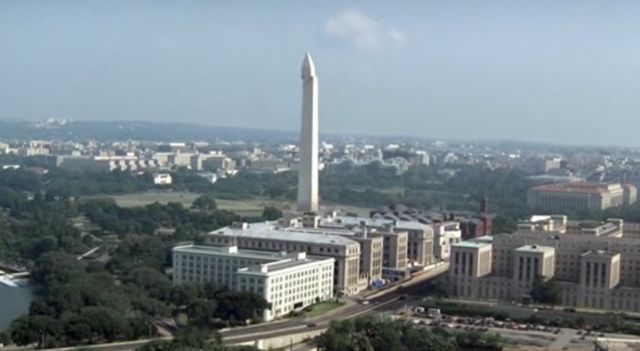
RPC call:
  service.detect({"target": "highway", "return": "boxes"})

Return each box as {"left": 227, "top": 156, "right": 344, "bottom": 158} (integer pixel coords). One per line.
{"left": 4, "top": 264, "right": 448, "bottom": 351}
{"left": 222, "top": 263, "right": 449, "bottom": 344}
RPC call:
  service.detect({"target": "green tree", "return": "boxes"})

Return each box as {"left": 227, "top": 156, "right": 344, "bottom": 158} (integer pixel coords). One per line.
{"left": 9, "top": 315, "right": 39, "bottom": 346}
{"left": 108, "top": 235, "right": 167, "bottom": 272}
{"left": 530, "top": 275, "right": 561, "bottom": 307}
{"left": 123, "top": 266, "right": 173, "bottom": 300}
{"left": 261, "top": 206, "right": 283, "bottom": 221}
{"left": 187, "top": 299, "right": 219, "bottom": 325}
{"left": 170, "top": 283, "right": 204, "bottom": 307}
{"left": 430, "top": 275, "right": 451, "bottom": 298}
{"left": 215, "top": 292, "right": 269, "bottom": 322}
{"left": 31, "top": 251, "right": 84, "bottom": 286}
{"left": 192, "top": 194, "right": 218, "bottom": 213}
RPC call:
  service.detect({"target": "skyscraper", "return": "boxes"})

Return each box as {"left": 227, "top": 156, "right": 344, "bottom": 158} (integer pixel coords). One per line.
{"left": 297, "top": 52, "right": 319, "bottom": 212}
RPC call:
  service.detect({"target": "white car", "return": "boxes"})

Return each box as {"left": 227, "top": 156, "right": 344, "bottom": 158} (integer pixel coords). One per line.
{"left": 361, "top": 300, "right": 370, "bottom": 305}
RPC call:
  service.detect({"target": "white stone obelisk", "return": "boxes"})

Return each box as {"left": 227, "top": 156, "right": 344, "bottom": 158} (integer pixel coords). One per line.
{"left": 297, "top": 52, "right": 319, "bottom": 212}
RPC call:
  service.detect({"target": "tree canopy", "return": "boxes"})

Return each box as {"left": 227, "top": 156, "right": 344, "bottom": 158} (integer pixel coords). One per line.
{"left": 317, "top": 316, "right": 504, "bottom": 351}
{"left": 530, "top": 276, "right": 562, "bottom": 306}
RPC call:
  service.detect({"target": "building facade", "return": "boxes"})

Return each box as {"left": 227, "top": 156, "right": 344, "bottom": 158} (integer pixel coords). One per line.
{"left": 527, "top": 182, "right": 637, "bottom": 212}
{"left": 449, "top": 217, "right": 640, "bottom": 312}
{"left": 172, "top": 245, "right": 334, "bottom": 321}
{"left": 205, "top": 222, "right": 363, "bottom": 295}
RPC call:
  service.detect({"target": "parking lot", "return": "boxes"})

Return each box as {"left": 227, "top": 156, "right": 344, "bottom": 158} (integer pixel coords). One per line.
{"left": 392, "top": 308, "right": 640, "bottom": 350}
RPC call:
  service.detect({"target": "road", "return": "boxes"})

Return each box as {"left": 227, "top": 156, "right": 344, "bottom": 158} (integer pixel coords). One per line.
{"left": 223, "top": 264, "right": 449, "bottom": 344}
{"left": 4, "top": 264, "right": 448, "bottom": 351}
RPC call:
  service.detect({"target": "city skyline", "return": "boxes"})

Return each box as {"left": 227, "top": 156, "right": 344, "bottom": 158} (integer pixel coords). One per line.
{"left": 1, "top": 1, "right": 640, "bottom": 146}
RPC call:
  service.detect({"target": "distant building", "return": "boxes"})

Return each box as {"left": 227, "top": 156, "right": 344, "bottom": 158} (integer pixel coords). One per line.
{"left": 371, "top": 202, "right": 490, "bottom": 241}
{"left": 514, "top": 157, "right": 563, "bottom": 175}
{"left": 247, "top": 158, "right": 290, "bottom": 173}
{"left": 172, "top": 244, "right": 334, "bottom": 321}
{"left": 433, "top": 222, "right": 462, "bottom": 261}
{"left": 206, "top": 222, "right": 364, "bottom": 295}
{"left": 199, "top": 152, "right": 235, "bottom": 172}
{"left": 197, "top": 172, "right": 218, "bottom": 184}
{"left": 449, "top": 216, "right": 640, "bottom": 313}
{"left": 59, "top": 155, "right": 159, "bottom": 172}
{"left": 413, "top": 151, "right": 430, "bottom": 166}
{"left": 318, "top": 214, "right": 435, "bottom": 269}
{"left": 153, "top": 173, "right": 172, "bottom": 185}
{"left": 527, "top": 182, "right": 637, "bottom": 211}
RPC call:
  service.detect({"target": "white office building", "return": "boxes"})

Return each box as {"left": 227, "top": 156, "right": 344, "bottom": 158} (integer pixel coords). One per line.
{"left": 172, "top": 245, "right": 334, "bottom": 321}
{"left": 153, "top": 173, "right": 173, "bottom": 185}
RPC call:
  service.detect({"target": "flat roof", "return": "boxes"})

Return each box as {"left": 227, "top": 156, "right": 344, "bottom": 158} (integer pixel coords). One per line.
{"left": 581, "top": 250, "right": 619, "bottom": 259}
{"left": 515, "top": 244, "right": 555, "bottom": 254}
{"left": 173, "top": 244, "right": 287, "bottom": 260}
{"left": 174, "top": 245, "right": 334, "bottom": 275}
{"left": 452, "top": 241, "right": 491, "bottom": 249}
{"left": 324, "top": 215, "right": 433, "bottom": 232}
{"left": 470, "top": 235, "right": 493, "bottom": 243}
{"left": 209, "top": 222, "right": 359, "bottom": 246}
{"left": 241, "top": 256, "right": 335, "bottom": 274}
{"left": 395, "top": 220, "right": 433, "bottom": 231}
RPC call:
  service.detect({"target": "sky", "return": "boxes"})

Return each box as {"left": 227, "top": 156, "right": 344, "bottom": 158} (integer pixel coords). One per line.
{"left": 1, "top": 1, "right": 639, "bottom": 146}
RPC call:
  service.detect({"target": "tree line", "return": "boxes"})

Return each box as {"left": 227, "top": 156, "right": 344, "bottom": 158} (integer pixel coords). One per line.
{"left": 317, "top": 316, "right": 504, "bottom": 351}
{"left": 0, "top": 170, "right": 275, "bottom": 348}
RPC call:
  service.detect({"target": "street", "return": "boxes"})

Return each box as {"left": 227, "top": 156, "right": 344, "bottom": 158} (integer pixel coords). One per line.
{"left": 1, "top": 264, "right": 448, "bottom": 351}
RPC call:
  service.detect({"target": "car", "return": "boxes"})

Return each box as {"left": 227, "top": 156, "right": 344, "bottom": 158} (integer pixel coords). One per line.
{"left": 306, "top": 323, "right": 317, "bottom": 328}
{"left": 361, "top": 300, "right": 370, "bottom": 305}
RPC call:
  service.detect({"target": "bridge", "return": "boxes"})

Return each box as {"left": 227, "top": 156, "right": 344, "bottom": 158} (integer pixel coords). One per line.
{"left": 0, "top": 263, "right": 31, "bottom": 287}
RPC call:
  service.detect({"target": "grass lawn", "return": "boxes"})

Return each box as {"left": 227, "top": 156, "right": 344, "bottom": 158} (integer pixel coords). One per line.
{"left": 305, "top": 300, "right": 345, "bottom": 317}
{"left": 83, "top": 191, "right": 201, "bottom": 207}
{"left": 83, "top": 192, "right": 289, "bottom": 216}
{"left": 83, "top": 191, "right": 374, "bottom": 217}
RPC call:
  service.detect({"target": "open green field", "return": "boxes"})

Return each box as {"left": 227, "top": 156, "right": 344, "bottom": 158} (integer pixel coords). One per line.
{"left": 99, "top": 191, "right": 201, "bottom": 207}
{"left": 82, "top": 191, "right": 373, "bottom": 218}
{"left": 304, "top": 300, "right": 344, "bottom": 317}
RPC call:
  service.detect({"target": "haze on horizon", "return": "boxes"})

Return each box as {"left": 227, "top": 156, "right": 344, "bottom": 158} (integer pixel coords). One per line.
{"left": 1, "top": 0, "right": 639, "bottom": 146}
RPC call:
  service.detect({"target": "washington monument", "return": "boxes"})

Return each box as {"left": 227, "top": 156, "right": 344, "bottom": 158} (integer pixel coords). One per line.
{"left": 297, "top": 52, "right": 319, "bottom": 212}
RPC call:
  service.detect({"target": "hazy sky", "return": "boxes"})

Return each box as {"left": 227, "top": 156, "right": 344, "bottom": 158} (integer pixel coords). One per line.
{"left": 1, "top": 1, "right": 639, "bottom": 145}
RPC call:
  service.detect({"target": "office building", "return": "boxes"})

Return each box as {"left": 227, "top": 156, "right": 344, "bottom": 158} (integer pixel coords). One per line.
{"left": 449, "top": 216, "right": 640, "bottom": 312}
{"left": 527, "top": 182, "right": 637, "bottom": 211}
{"left": 319, "top": 214, "right": 436, "bottom": 268}
{"left": 205, "top": 222, "right": 364, "bottom": 295}
{"left": 172, "top": 245, "right": 334, "bottom": 321}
